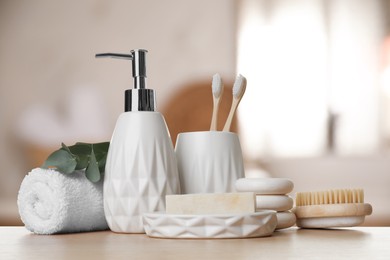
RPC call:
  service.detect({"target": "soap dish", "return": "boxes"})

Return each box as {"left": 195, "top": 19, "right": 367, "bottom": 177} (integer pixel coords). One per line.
{"left": 142, "top": 210, "right": 277, "bottom": 239}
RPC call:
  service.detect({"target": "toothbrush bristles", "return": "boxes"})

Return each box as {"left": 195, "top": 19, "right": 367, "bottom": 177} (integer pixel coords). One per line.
{"left": 212, "top": 73, "right": 223, "bottom": 98}
{"left": 232, "top": 74, "right": 246, "bottom": 98}
{"left": 222, "top": 73, "right": 247, "bottom": 132}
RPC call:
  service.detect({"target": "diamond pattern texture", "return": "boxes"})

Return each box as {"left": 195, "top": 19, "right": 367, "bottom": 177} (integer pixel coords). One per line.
{"left": 104, "top": 113, "right": 180, "bottom": 233}
{"left": 143, "top": 211, "right": 277, "bottom": 239}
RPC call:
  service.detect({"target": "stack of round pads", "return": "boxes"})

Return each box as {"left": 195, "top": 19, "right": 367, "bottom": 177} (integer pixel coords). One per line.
{"left": 235, "top": 178, "right": 296, "bottom": 230}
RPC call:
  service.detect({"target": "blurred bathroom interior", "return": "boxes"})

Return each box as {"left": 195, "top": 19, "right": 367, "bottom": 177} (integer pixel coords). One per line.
{"left": 1, "top": 0, "right": 389, "bottom": 226}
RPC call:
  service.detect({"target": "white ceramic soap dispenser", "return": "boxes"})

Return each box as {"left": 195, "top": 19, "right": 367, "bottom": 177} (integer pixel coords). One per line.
{"left": 96, "top": 49, "right": 180, "bottom": 233}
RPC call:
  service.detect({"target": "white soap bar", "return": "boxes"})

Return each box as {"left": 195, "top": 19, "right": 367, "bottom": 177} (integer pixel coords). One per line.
{"left": 166, "top": 192, "right": 256, "bottom": 215}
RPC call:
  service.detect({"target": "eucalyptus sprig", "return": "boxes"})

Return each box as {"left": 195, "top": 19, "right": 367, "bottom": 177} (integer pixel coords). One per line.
{"left": 42, "top": 142, "right": 109, "bottom": 182}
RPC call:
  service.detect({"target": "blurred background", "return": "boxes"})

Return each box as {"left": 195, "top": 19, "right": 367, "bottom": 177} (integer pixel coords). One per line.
{"left": 0, "top": 0, "right": 389, "bottom": 226}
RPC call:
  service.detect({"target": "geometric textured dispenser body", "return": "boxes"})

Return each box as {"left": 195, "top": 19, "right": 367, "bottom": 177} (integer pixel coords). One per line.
{"left": 97, "top": 49, "right": 180, "bottom": 233}
{"left": 104, "top": 112, "right": 180, "bottom": 233}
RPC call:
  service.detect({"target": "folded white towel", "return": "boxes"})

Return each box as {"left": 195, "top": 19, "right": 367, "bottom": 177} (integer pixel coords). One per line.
{"left": 17, "top": 168, "right": 108, "bottom": 234}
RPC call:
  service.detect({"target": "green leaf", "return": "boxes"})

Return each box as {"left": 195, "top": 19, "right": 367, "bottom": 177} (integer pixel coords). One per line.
{"left": 85, "top": 149, "right": 100, "bottom": 182}
{"left": 93, "top": 142, "right": 109, "bottom": 158}
{"left": 75, "top": 142, "right": 90, "bottom": 145}
{"left": 42, "top": 141, "right": 109, "bottom": 182}
{"left": 68, "top": 143, "right": 92, "bottom": 155}
{"left": 75, "top": 155, "right": 89, "bottom": 170}
{"left": 42, "top": 149, "right": 77, "bottom": 174}
{"left": 93, "top": 142, "right": 109, "bottom": 169}
{"left": 97, "top": 156, "right": 107, "bottom": 171}
{"left": 66, "top": 143, "right": 92, "bottom": 170}
{"left": 61, "top": 143, "right": 74, "bottom": 155}
{"left": 93, "top": 142, "right": 109, "bottom": 152}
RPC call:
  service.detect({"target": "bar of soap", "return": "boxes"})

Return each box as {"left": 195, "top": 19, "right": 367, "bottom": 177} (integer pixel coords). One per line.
{"left": 166, "top": 192, "right": 256, "bottom": 215}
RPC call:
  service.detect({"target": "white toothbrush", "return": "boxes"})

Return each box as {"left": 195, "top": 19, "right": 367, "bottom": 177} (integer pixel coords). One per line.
{"left": 210, "top": 73, "right": 224, "bottom": 131}
{"left": 223, "top": 74, "right": 247, "bottom": 132}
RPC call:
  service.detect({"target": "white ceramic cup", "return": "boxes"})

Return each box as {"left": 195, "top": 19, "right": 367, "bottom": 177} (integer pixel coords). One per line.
{"left": 175, "top": 131, "right": 245, "bottom": 194}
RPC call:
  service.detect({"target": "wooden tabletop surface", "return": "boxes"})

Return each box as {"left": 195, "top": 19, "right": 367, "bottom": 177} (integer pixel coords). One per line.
{"left": 1, "top": 227, "right": 389, "bottom": 259}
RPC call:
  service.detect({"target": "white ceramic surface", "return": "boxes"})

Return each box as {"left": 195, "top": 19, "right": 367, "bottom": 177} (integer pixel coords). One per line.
{"left": 175, "top": 131, "right": 245, "bottom": 194}
{"left": 142, "top": 210, "right": 277, "bottom": 239}
{"left": 276, "top": 211, "right": 296, "bottom": 230}
{"left": 104, "top": 112, "right": 181, "bottom": 233}
{"left": 256, "top": 195, "right": 293, "bottom": 212}
{"left": 235, "top": 178, "right": 294, "bottom": 195}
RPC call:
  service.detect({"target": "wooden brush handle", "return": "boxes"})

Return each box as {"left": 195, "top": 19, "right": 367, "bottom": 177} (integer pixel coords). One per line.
{"left": 210, "top": 97, "right": 220, "bottom": 131}
{"left": 223, "top": 99, "right": 239, "bottom": 132}
{"left": 293, "top": 203, "right": 372, "bottom": 219}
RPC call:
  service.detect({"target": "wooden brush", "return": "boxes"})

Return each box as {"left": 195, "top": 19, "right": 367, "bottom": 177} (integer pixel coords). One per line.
{"left": 293, "top": 188, "right": 372, "bottom": 228}
{"left": 223, "top": 74, "right": 246, "bottom": 132}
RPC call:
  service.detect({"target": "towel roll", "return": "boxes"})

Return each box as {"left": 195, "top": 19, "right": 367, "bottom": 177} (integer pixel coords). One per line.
{"left": 17, "top": 168, "right": 108, "bottom": 234}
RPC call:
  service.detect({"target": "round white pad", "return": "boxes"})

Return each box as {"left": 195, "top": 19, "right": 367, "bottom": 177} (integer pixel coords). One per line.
{"left": 256, "top": 195, "right": 293, "bottom": 212}
{"left": 276, "top": 211, "right": 296, "bottom": 230}
{"left": 235, "top": 178, "right": 294, "bottom": 195}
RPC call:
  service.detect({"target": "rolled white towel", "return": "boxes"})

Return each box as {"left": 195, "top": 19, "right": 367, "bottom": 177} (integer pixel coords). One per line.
{"left": 17, "top": 168, "right": 108, "bottom": 234}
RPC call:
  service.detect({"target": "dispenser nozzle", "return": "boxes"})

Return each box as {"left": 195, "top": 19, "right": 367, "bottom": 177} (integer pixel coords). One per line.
{"left": 95, "top": 49, "right": 155, "bottom": 112}
{"left": 95, "top": 49, "right": 148, "bottom": 89}
{"left": 95, "top": 53, "right": 133, "bottom": 60}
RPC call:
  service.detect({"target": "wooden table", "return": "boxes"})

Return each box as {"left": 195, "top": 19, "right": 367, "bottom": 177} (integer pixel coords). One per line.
{"left": 1, "top": 227, "right": 389, "bottom": 259}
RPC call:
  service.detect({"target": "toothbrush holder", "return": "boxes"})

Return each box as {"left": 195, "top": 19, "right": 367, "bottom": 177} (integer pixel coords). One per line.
{"left": 175, "top": 131, "right": 245, "bottom": 194}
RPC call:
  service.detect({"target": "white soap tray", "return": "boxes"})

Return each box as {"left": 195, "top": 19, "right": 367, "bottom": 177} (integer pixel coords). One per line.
{"left": 142, "top": 210, "right": 277, "bottom": 239}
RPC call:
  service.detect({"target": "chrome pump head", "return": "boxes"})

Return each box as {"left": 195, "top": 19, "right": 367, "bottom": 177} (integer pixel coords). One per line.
{"left": 95, "top": 49, "right": 156, "bottom": 112}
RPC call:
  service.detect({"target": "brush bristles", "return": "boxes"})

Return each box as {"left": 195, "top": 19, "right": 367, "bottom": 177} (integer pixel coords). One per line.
{"left": 232, "top": 74, "right": 246, "bottom": 98}
{"left": 296, "top": 189, "right": 364, "bottom": 206}
{"left": 212, "top": 73, "right": 223, "bottom": 98}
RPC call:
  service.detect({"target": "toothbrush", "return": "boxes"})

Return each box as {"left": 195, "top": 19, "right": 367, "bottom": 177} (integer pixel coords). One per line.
{"left": 210, "top": 73, "right": 224, "bottom": 131}
{"left": 223, "top": 74, "right": 247, "bottom": 132}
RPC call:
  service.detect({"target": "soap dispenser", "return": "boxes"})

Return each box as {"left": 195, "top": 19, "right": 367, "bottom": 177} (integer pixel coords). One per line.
{"left": 96, "top": 49, "right": 180, "bottom": 233}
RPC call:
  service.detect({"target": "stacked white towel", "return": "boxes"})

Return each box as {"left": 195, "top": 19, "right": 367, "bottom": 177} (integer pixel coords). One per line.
{"left": 17, "top": 168, "right": 108, "bottom": 234}
{"left": 236, "top": 178, "right": 296, "bottom": 230}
